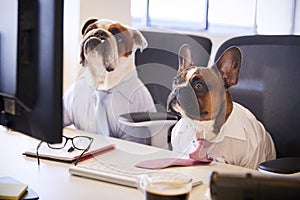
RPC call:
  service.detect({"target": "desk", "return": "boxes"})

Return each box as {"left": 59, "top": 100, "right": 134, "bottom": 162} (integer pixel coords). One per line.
{"left": 0, "top": 127, "right": 258, "bottom": 200}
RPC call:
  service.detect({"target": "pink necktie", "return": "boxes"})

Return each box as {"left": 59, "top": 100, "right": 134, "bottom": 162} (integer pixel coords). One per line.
{"left": 135, "top": 139, "right": 213, "bottom": 169}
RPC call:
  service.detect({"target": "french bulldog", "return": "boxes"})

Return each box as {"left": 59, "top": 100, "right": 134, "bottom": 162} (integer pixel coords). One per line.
{"left": 167, "top": 44, "right": 275, "bottom": 169}
{"left": 63, "top": 19, "right": 155, "bottom": 144}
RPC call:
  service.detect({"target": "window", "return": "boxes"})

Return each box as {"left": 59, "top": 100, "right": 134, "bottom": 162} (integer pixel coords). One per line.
{"left": 208, "top": 0, "right": 256, "bottom": 33}
{"left": 148, "top": 0, "right": 207, "bottom": 30}
{"left": 131, "top": 0, "right": 207, "bottom": 30}
{"left": 131, "top": 0, "right": 299, "bottom": 34}
{"left": 256, "top": 0, "right": 296, "bottom": 34}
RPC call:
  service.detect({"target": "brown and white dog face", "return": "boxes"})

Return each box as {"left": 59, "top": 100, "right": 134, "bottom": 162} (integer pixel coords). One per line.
{"left": 167, "top": 44, "right": 242, "bottom": 135}
{"left": 79, "top": 19, "right": 147, "bottom": 89}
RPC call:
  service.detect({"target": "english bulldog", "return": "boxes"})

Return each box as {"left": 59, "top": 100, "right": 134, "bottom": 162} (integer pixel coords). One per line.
{"left": 167, "top": 44, "right": 275, "bottom": 169}
{"left": 63, "top": 19, "right": 156, "bottom": 144}
{"left": 79, "top": 18, "right": 148, "bottom": 90}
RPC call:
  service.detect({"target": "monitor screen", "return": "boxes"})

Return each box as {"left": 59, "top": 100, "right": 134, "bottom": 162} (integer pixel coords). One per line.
{"left": 0, "top": 0, "right": 63, "bottom": 143}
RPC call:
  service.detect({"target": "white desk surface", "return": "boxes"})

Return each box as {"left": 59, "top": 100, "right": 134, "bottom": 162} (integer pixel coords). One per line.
{"left": 0, "top": 126, "right": 259, "bottom": 200}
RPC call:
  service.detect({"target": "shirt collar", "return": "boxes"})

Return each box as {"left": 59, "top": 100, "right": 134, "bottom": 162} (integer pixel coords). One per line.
{"left": 110, "top": 71, "right": 142, "bottom": 103}
{"left": 218, "top": 103, "right": 247, "bottom": 141}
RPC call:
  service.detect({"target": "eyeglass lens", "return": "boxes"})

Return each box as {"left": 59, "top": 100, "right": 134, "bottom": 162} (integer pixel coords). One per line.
{"left": 48, "top": 136, "right": 92, "bottom": 150}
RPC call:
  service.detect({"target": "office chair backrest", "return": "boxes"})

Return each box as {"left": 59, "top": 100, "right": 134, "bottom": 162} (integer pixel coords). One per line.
{"left": 215, "top": 35, "right": 300, "bottom": 158}
{"left": 136, "top": 30, "right": 212, "bottom": 112}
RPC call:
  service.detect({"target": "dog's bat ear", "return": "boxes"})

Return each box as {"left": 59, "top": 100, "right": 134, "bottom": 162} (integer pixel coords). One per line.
{"left": 214, "top": 46, "right": 242, "bottom": 89}
{"left": 81, "top": 18, "right": 98, "bottom": 36}
{"left": 178, "top": 44, "right": 194, "bottom": 73}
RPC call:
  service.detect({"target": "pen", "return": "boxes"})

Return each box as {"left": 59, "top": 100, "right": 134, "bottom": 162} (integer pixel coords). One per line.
{"left": 74, "top": 144, "right": 116, "bottom": 163}
{"left": 192, "top": 180, "right": 203, "bottom": 187}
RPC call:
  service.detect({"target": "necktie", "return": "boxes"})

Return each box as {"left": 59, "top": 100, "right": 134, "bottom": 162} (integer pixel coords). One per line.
{"left": 94, "top": 90, "right": 110, "bottom": 136}
{"left": 189, "top": 139, "right": 212, "bottom": 161}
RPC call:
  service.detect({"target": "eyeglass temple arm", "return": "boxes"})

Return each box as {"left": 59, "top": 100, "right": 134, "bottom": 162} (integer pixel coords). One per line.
{"left": 36, "top": 141, "right": 43, "bottom": 165}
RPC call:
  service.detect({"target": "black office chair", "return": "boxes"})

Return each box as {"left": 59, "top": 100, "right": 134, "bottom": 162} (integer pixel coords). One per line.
{"left": 214, "top": 35, "right": 300, "bottom": 174}
{"left": 118, "top": 29, "right": 212, "bottom": 148}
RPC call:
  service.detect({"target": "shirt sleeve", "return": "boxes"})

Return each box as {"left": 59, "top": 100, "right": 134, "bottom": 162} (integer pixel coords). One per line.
{"left": 121, "top": 86, "right": 155, "bottom": 144}
{"left": 106, "top": 80, "right": 156, "bottom": 144}
{"left": 129, "top": 84, "right": 157, "bottom": 113}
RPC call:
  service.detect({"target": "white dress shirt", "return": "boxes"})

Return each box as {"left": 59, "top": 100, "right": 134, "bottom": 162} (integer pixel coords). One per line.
{"left": 171, "top": 102, "right": 276, "bottom": 169}
{"left": 63, "top": 70, "right": 156, "bottom": 144}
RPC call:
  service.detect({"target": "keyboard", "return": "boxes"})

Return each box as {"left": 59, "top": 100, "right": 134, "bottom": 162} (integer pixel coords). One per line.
{"left": 69, "top": 161, "right": 203, "bottom": 188}
{"left": 69, "top": 161, "right": 152, "bottom": 187}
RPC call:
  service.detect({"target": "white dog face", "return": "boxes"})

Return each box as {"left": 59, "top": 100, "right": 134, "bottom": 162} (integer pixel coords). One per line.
{"left": 79, "top": 19, "right": 148, "bottom": 90}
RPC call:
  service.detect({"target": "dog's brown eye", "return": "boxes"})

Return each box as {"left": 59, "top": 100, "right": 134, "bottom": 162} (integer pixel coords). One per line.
{"left": 109, "top": 27, "right": 120, "bottom": 35}
{"left": 194, "top": 81, "right": 204, "bottom": 90}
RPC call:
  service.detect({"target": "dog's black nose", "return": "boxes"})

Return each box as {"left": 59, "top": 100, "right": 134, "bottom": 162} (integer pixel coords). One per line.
{"left": 106, "top": 66, "right": 114, "bottom": 72}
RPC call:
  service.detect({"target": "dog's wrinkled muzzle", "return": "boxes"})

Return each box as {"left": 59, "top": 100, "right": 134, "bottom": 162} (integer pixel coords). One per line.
{"left": 166, "top": 90, "right": 179, "bottom": 115}
{"left": 167, "top": 84, "right": 200, "bottom": 120}
{"left": 83, "top": 33, "right": 116, "bottom": 72}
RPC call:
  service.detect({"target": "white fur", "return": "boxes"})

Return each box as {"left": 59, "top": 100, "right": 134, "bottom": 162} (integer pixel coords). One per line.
{"left": 186, "top": 67, "right": 197, "bottom": 80}
{"left": 95, "top": 19, "right": 148, "bottom": 51}
{"left": 96, "top": 54, "right": 137, "bottom": 90}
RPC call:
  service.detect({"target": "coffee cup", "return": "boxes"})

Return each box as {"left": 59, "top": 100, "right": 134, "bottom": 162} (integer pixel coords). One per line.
{"left": 138, "top": 171, "right": 192, "bottom": 200}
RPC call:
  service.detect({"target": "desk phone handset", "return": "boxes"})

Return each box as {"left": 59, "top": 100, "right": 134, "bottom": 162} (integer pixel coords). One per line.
{"left": 210, "top": 171, "right": 300, "bottom": 200}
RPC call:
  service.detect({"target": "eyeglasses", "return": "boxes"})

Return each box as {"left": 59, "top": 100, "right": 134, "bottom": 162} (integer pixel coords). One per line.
{"left": 36, "top": 135, "right": 94, "bottom": 165}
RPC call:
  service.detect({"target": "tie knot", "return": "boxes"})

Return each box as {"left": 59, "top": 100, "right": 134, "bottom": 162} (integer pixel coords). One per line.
{"left": 95, "top": 90, "right": 110, "bottom": 103}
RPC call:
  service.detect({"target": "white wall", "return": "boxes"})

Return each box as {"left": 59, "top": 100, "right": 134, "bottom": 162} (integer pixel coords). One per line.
{"left": 63, "top": 0, "right": 81, "bottom": 93}
{"left": 79, "top": 0, "right": 131, "bottom": 28}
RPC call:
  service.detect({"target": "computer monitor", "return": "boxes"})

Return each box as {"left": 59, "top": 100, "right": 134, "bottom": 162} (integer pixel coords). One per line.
{"left": 0, "top": 0, "right": 63, "bottom": 143}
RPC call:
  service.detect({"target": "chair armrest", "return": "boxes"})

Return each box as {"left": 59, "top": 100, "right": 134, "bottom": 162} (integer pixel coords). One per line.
{"left": 118, "top": 112, "right": 179, "bottom": 127}
{"left": 258, "top": 157, "right": 300, "bottom": 175}
{"left": 118, "top": 112, "right": 179, "bottom": 149}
